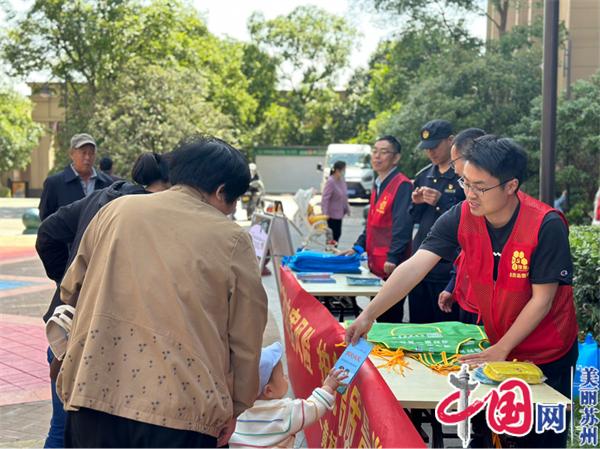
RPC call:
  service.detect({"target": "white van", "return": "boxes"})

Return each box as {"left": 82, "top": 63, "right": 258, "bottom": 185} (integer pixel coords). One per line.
{"left": 318, "top": 144, "right": 373, "bottom": 199}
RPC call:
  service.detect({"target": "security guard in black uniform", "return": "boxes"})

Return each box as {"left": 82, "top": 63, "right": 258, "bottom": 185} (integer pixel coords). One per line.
{"left": 408, "top": 119, "right": 465, "bottom": 323}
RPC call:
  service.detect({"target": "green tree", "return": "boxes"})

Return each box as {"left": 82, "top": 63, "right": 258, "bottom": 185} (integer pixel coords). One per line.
{"left": 252, "top": 103, "right": 300, "bottom": 147}
{"left": 86, "top": 62, "right": 234, "bottom": 176}
{"left": 249, "top": 6, "right": 355, "bottom": 96}
{"left": 0, "top": 88, "right": 44, "bottom": 174}
{"left": 3, "top": 0, "right": 145, "bottom": 98}
{"left": 354, "top": 0, "right": 514, "bottom": 36}
{"left": 248, "top": 6, "right": 356, "bottom": 146}
{"left": 328, "top": 69, "right": 375, "bottom": 143}
{"left": 363, "top": 24, "right": 543, "bottom": 177}
{"left": 366, "top": 22, "right": 480, "bottom": 114}
{"left": 513, "top": 71, "right": 600, "bottom": 224}
{"left": 2, "top": 0, "right": 261, "bottom": 156}
{"left": 241, "top": 43, "right": 278, "bottom": 125}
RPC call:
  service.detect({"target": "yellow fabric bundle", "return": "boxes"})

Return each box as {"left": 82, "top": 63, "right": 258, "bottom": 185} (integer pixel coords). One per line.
{"left": 483, "top": 361, "right": 545, "bottom": 384}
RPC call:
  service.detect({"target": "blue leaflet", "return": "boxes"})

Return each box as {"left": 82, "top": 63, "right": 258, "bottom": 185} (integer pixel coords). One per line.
{"left": 333, "top": 338, "right": 374, "bottom": 394}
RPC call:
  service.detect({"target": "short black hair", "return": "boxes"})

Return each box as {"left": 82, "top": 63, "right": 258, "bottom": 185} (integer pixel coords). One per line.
{"left": 99, "top": 156, "right": 113, "bottom": 171}
{"left": 169, "top": 136, "right": 250, "bottom": 203}
{"left": 131, "top": 152, "right": 170, "bottom": 186}
{"left": 453, "top": 128, "right": 486, "bottom": 154}
{"left": 376, "top": 135, "right": 401, "bottom": 154}
{"left": 464, "top": 135, "right": 528, "bottom": 187}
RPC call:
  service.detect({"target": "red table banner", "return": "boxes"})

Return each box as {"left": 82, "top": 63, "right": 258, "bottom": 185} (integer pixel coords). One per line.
{"left": 279, "top": 267, "right": 425, "bottom": 448}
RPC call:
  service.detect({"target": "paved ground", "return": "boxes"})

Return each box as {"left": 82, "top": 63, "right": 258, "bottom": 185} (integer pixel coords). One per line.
{"left": 0, "top": 195, "right": 370, "bottom": 446}
{"left": 0, "top": 199, "right": 52, "bottom": 446}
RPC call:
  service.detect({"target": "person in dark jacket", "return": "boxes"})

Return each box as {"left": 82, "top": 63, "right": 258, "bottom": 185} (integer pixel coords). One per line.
{"left": 99, "top": 156, "right": 121, "bottom": 181}
{"left": 408, "top": 120, "right": 465, "bottom": 324}
{"left": 35, "top": 152, "right": 170, "bottom": 449}
{"left": 38, "top": 133, "right": 114, "bottom": 220}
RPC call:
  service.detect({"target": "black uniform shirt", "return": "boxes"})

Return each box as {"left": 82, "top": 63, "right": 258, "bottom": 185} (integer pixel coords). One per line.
{"left": 420, "top": 202, "right": 573, "bottom": 285}
{"left": 410, "top": 164, "right": 465, "bottom": 280}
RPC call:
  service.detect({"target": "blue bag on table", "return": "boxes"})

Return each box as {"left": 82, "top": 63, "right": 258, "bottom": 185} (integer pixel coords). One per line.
{"left": 283, "top": 250, "right": 362, "bottom": 273}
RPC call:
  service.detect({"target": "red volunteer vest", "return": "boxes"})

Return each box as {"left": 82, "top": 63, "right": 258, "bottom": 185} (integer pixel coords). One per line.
{"left": 366, "top": 172, "right": 411, "bottom": 279}
{"left": 452, "top": 251, "right": 479, "bottom": 315}
{"left": 455, "top": 191, "right": 578, "bottom": 364}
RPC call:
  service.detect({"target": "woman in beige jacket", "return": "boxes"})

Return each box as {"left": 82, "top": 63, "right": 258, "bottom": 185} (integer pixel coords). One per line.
{"left": 57, "top": 136, "right": 268, "bottom": 447}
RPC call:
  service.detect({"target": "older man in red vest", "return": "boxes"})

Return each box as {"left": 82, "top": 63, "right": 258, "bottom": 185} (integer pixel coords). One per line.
{"left": 346, "top": 135, "right": 577, "bottom": 448}
{"left": 340, "top": 135, "right": 413, "bottom": 323}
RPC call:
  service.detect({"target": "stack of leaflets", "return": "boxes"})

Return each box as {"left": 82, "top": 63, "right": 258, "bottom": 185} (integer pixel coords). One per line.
{"left": 346, "top": 276, "right": 382, "bottom": 287}
{"left": 296, "top": 272, "right": 336, "bottom": 283}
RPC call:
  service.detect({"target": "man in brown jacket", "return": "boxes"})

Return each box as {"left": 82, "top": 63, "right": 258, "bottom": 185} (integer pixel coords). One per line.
{"left": 57, "top": 137, "right": 268, "bottom": 447}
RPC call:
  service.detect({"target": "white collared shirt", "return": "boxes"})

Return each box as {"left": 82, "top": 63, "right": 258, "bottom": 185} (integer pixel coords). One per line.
{"left": 375, "top": 167, "right": 398, "bottom": 197}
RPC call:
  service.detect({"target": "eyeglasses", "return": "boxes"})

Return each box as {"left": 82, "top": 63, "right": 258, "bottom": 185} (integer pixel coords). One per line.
{"left": 449, "top": 156, "right": 464, "bottom": 171}
{"left": 371, "top": 149, "right": 397, "bottom": 157}
{"left": 458, "top": 177, "right": 512, "bottom": 196}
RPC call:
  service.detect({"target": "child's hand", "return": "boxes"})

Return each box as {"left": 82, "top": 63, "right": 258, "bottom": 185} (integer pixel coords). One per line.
{"left": 322, "top": 368, "right": 349, "bottom": 394}
{"left": 217, "top": 417, "right": 237, "bottom": 447}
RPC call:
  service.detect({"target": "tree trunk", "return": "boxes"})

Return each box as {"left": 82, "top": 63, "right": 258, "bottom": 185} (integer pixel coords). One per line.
{"left": 492, "top": 0, "right": 510, "bottom": 37}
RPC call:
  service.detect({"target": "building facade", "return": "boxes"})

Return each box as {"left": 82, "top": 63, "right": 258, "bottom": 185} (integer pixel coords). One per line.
{"left": 487, "top": 0, "right": 600, "bottom": 94}
{"left": 2, "top": 83, "right": 65, "bottom": 197}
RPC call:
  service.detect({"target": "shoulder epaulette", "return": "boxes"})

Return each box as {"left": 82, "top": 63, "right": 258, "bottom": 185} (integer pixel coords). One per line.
{"left": 414, "top": 163, "right": 433, "bottom": 178}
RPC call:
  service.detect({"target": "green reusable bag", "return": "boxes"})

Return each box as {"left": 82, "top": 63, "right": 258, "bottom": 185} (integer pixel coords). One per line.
{"left": 348, "top": 321, "right": 490, "bottom": 373}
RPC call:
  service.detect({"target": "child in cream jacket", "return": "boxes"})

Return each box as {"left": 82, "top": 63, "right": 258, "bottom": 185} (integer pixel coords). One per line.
{"left": 228, "top": 342, "right": 346, "bottom": 448}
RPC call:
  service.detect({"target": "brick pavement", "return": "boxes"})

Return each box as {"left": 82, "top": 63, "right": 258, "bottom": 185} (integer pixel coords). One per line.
{"left": 0, "top": 198, "right": 370, "bottom": 446}
{"left": 1, "top": 234, "right": 53, "bottom": 446}
{"left": 0, "top": 315, "right": 51, "bottom": 407}
{"left": 0, "top": 198, "right": 306, "bottom": 446}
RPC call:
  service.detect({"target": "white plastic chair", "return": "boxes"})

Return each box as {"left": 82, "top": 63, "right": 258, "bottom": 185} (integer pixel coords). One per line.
{"left": 290, "top": 188, "right": 333, "bottom": 249}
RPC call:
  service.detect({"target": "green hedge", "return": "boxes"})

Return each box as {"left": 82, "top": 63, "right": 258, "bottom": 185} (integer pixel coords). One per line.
{"left": 570, "top": 226, "right": 600, "bottom": 339}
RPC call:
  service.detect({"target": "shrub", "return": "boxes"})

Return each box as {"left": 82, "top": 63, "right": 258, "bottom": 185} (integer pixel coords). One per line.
{"left": 570, "top": 226, "right": 600, "bottom": 339}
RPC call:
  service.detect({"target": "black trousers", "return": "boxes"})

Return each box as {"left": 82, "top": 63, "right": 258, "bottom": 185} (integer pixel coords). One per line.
{"left": 503, "top": 340, "right": 578, "bottom": 448}
{"left": 469, "top": 340, "right": 578, "bottom": 448}
{"left": 458, "top": 307, "right": 479, "bottom": 324}
{"left": 327, "top": 218, "right": 342, "bottom": 242}
{"left": 377, "top": 297, "right": 406, "bottom": 323}
{"left": 65, "top": 407, "right": 217, "bottom": 448}
{"left": 408, "top": 279, "right": 458, "bottom": 323}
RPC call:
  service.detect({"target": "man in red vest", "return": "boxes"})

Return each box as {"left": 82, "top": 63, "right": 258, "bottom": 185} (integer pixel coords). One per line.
{"left": 339, "top": 135, "right": 413, "bottom": 323}
{"left": 346, "top": 135, "right": 577, "bottom": 447}
{"left": 437, "top": 127, "right": 486, "bottom": 324}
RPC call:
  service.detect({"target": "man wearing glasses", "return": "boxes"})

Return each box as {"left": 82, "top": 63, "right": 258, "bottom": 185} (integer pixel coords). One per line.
{"left": 437, "top": 127, "right": 486, "bottom": 324}
{"left": 346, "top": 135, "right": 577, "bottom": 447}
{"left": 339, "top": 136, "right": 413, "bottom": 323}
{"left": 408, "top": 120, "right": 465, "bottom": 323}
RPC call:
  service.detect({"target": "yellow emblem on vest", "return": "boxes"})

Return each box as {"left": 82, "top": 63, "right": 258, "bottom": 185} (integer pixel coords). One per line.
{"left": 510, "top": 250, "right": 529, "bottom": 279}
{"left": 377, "top": 196, "right": 389, "bottom": 214}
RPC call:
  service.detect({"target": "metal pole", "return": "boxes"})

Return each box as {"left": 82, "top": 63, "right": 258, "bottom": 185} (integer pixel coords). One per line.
{"left": 540, "top": 0, "right": 559, "bottom": 205}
